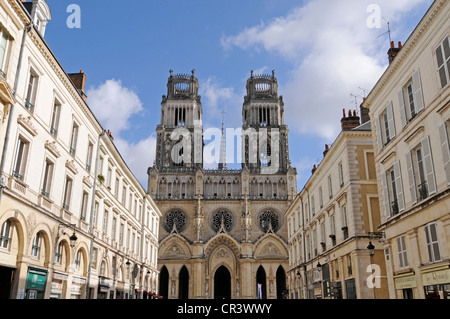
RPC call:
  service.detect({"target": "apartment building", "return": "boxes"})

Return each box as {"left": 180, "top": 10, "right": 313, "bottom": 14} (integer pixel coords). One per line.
{"left": 0, "top": 0, "right": 160, "bottom": 299}
{"left": 286, "top": 111, "right": 388, "bottom": 299}
{"left": 363, "top": 0, "right": 449, "bottom": 299}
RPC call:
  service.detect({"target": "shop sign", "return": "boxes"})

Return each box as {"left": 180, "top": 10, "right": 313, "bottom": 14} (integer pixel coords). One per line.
{"left": 99, "top": 277, "right": 110, "bottom": 287}
{"left": 51, "top": 281, "right": 63, "bottom": 294}
{"left": 394, "top": 275, "right": 417, "bottom": 290}
{"left": 422, "top": 268, "right": 450, "bottom": 286}
{"left": 116, "top": 281, "right": 125, "bottom": 290}
{"left": 26, "top": 268, "right": 47, "bottom": 290}
{"left": 71, "top": 282, "right": 81, "bottom": 295}
{"left": 53, "top": 273, "right": 68, "bottom": 281}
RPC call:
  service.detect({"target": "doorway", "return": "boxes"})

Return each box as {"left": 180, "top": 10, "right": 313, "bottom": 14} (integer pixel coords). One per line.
{"left": 158, "top": 266, "right": 169, "bottom": 299}
{"left": 0, "top": 267, "right": 14, "bottom": 299}
{"left": 214, "top": 266, "right": 231, "bottom": 299}
{"left": 276, "top": 266, "right": 286, "bottom": 299}
{"left": 178, "top": 266, "right": 189, "bottom": 299}
{"left": 256, "top": 266, "right": 267, "bottom": 299}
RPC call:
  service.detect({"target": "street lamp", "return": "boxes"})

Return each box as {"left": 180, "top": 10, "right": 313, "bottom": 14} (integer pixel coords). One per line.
{"left": 367, "top": 242, "right": 375, "bottom": 257}
{"left": 316, "top": 261, "right": 322, "bottom": 270}
{"left": 126, "top": 260, "right": 131, "bottom": 270}
{"left": 69, "top": 232, "right": 78, "bottom": 248}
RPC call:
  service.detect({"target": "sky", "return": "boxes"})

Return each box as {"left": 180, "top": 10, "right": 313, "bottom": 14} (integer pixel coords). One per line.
{"left": 44, "top": 0, "right": 434, "bottom": 189}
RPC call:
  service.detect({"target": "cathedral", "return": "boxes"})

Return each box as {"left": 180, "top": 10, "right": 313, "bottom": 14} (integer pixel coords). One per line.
{"left": 148, "top": 70, "right": 297, "bottom": 299}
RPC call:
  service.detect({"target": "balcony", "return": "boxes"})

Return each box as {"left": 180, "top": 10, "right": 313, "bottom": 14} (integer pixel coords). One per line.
{"left": 418, "top": 182, "right": 429, "bottom": 201}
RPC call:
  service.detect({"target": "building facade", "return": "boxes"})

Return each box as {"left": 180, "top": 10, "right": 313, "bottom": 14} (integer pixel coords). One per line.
{"left": 286, "top": 111, "right": 388, "bottom": 299}
{"left": 363, "top": 0, "right": 450, "bottom": 299}
{"left": 148, "top": 70, "right": 297, "bottom": 299}
{"left": 0, "top": 0, "right": 160, "bottom": 299}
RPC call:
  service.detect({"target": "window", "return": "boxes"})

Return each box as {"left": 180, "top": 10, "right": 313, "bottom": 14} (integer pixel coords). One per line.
{"left": 382, "top": 161, "right": 405, "bottom": 217}
{"left": 106, "top": 166, "right": 112, "bottom": 188}
{"left": 75, "top": 250, "right": 82, "bottom": 271}
{"left": 103, "top": 209, "right": 109, "bottom": 234}
{"left": 114, "top": 177, "right": 120, "bottom": 197}
{"left": 319, "top": 187, "right": 323, "bottom": 209}
{"left": 320, "top": 222, "right": 326, "bottom": 251}
{"left": 328, "top": 176, "right": 333, "bottom": 199}
{"left": 397, "top": 236, "right": 408, "bottom": 269}
{"left": 111, "top": 216, "right": 117, "bottom": 242}
{"left": 55, "top": 241, "right": 63, "bottom": 264}
{"left": 376, "top": 102, "right": 396, "bottom": 151}
{"left": 80, "top": 191, "right": 89, "bottom": 221}
{"left": 398, "top": 71, "right": 425, "bottom": 128}
{"left": 69, "top": 122, "right": 79, "bottom": 156}
{"left": 25, "top": 69, "right": 38, "bottom": 113}
{"left": 41, "top": 159, "right": 54, "bottom": 198}
{"left": 31, "top": 232, "right": 41, "bottom": 257}
{"left": 0, "top": 27, "right": 11, "bottom": 76}
{"left": 312, "top": 228, "right": 317, "bottom": 257}
{"left": 0, "top": 220, "right": 12, "bottom": 249}
{"left": 405, "top": 137, "right": 437, "bottom": 205}
{"left": 62, "top": 176, "right": 73, "bottom": 210}
{"left": 93, "top": 202, "right": 99, "bottom": 228}
{"left": 438, "top": 121, "right": 450, "bottom": 185}
{"left": 435, "top": 36, "right": 450, "bottom": 89}
{"left": 341, "top": 206, "right": 348, "bottom": 240}
{"left": 339, "top": 162, "right": 344, "bottom": 188}
{"left": 424, "top": 223, "right": 442, "bottom": 263}
{"left": 119, "top": 223, "right": 124, "bottom": 245}
{"left": 13, "top": 137, "right": 29, "bottom": 181}
{"left": 50, "top": 101, "right": 61, "bottom": 137}
{"left": 122, "top": 186, "right": 127, "bottom": 206}
{"left": 311, "top": 196, "right": 315, "bottom": 216}
{"left": 86, "top": 142, "right": 93, "bottom": 172}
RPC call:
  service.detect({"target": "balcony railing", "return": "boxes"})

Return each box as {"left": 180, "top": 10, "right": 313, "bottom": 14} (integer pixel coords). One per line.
{"left": 391, "top": 199, "right": 399, "bottom": 216}
{"left": 25, "top": 99, "right": 34, "bottom": 113}
{"left": 418, "top": 182, "right": 429, "bottom": 201}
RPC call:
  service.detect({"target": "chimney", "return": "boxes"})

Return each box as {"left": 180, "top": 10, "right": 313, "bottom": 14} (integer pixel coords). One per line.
{"left": 360, "top": 98, "right": 370, "bottom": 124}
{"left": 388, "top": 41, "right": 402, "bottom": 64}
{"left": 68, "top": 70, "right": 87, "bottom": 101}
{"left": 323, "top": 144, "right": 330, "bottom": 158}
{"left": 312, "top": 164, "right": 317, "bottom": 175}
{"left": 107, "top": 130, "right": 114, "bottom": 141}
{"left": 341, "top": 108, "right": 361, "bottom": 131}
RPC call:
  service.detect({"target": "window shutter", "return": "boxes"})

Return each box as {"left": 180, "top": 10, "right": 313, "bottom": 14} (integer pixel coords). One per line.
{"left": 394, "top": 161, "right": 405, "bottom": 212}
{"left": 387, "top": 101, "right": 396, "bottom": 139}
{"left": 381, "top": 172, "right": 391, "bottom": 218}
{"left": 396, "top": 237, "right": 404, "bottom": 268}
{"left": 398, "top": 90, "right": 407, "bottom": 128}
{"left": 375, "top": 116, "right": 383, "bottom": 152}
{"left": 421, "top": 136, "right": 437, "bottom": 195}
{"left": 406, "top": 151, "right": 417, "bottom": 205}
{"left": 438, "top": 124, "right": 450, "bottom": 185}
{"left": 435, "top": 42, "right": 448, "bottom": 89}
{"left": 412, "top": 69, "right": 425, "bottom": 113}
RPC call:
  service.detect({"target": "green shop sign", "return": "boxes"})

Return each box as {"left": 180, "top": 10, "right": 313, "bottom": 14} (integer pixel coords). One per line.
{"left": 26, "top": 268, "right": 48, "bottom": 290}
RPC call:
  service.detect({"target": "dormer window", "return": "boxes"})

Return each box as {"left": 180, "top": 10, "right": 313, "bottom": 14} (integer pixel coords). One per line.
{"left": 26, "top": 0, "right": 52, "bottom": 37}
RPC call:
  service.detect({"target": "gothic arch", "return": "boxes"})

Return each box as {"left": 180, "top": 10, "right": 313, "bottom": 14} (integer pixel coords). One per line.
{"left": 159, "top": 233, "right": 192, "bottom": 260}
{"left": 204, "top": 233, "right": 241, "bottom": 277}
{"left": 0, "top": 209, "right": 27, "bottom": 260}
{"left": 254, "top": 233, "right": 289, "bottom": 260}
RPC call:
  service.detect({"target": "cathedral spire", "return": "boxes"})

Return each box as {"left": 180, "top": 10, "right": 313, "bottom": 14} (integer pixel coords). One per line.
{"left": 218, "top": 111, "right": 227, "bottom": 170}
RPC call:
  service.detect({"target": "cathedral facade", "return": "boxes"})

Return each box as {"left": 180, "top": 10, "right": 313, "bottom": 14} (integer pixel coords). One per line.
{"left": 148, "top": 70, "right": 297, "bottom": 299}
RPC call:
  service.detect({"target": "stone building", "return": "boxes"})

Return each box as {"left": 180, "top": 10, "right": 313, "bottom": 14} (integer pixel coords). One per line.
{"left": 363, "top": 0, "right": 450, "bottom": 299}
{"left": 0, "top": 0, "right": 160, "bottom": 299}
{"left": 286, "top": 110, "right": 388, "bottom": 299}
{"left": 148, "top": 70, "right": 297, "bottom": 299}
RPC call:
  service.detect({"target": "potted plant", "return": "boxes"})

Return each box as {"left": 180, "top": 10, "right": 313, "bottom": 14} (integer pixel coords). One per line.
{"left": 320, "top": 242, "right": 326, "bottom": 247}
{"left": 329, "top": 234, "right": 336, "bottom": 239}
{"left": 341, "top": 226, "right": 348, "bottom": 232}
{"left": 97, "top": 174, "right": 105, "bottom": 185}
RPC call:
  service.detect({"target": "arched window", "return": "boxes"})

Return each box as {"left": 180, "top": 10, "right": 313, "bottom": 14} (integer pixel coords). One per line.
{"left": 31, "top": 232, "right": 42, "bottom": 257}
{"left": 0, "top": 220, "right": 12, "bottom": 249}
{"left": 54, "top": 241, "right": 63, "bottom": 264}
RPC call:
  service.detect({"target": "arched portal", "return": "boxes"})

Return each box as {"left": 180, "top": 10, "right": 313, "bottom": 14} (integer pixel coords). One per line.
{"left": 276, "top": 266, "right": 286, "bottom": 299}
{"left": 178, "top": 266, "right": 189, "bottom": 299}
{"left": 256, "top": 266, "right": 267, "bottom": 299}
{"left": 214, "top": 266, "right": 231, "bottom": 299}
{"left": 159, "top": 266, "right": 169, "bottom": 299}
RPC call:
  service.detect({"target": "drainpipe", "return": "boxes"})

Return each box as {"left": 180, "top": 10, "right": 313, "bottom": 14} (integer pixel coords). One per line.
{"left": 0, "top": 23, "right": 31, "bottom": 202}
{"left": 139, "top": 198, "right": 145, "bottom": 299}
{"left": 85, "top": 130, "right": 106, "bottom": 298}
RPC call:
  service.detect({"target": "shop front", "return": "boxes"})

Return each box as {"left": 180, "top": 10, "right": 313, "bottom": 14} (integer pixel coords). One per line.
{"left": 393, "top": 272, "right": 417, "bottom": 299}
{"left": 115, "top": 281, "right": 125, "bottom": 299}
{"left": 50, "top": 272, "right": 68, "bottom": 299}
{"left": 0, "top": 266, "right": 15, "bottom": 299}
{"left": 25, "top": 267, "right": 48, "bottom": 299}
{"left": 70, "top": 276, "right": 86, "bottom": 299}
{"left": 98, "top": 276, "right": 110, "bottom": 299}
{"left": 422, "top": 266, "right": 450, "bottom": 299}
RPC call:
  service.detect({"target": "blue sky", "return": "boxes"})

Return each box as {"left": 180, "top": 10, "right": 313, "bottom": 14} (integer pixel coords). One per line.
{"left": 44, "top": 0, "right": 433, "bottom": 189}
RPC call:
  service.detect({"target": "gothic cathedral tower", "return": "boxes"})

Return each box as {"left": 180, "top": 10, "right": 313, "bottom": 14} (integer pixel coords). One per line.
{"left": 148, "top": 70, "right": 297, "bottom": 300}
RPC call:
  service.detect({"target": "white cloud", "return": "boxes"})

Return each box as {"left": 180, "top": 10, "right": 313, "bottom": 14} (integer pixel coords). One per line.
{"left": 221, "top": 0, "right": 430, "bottom": 140}
{"left": 86, "top": 79, "right": 143, "bottom": 135}
{"left": 86, "top": 79, "right": 154, "bottom": 186}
